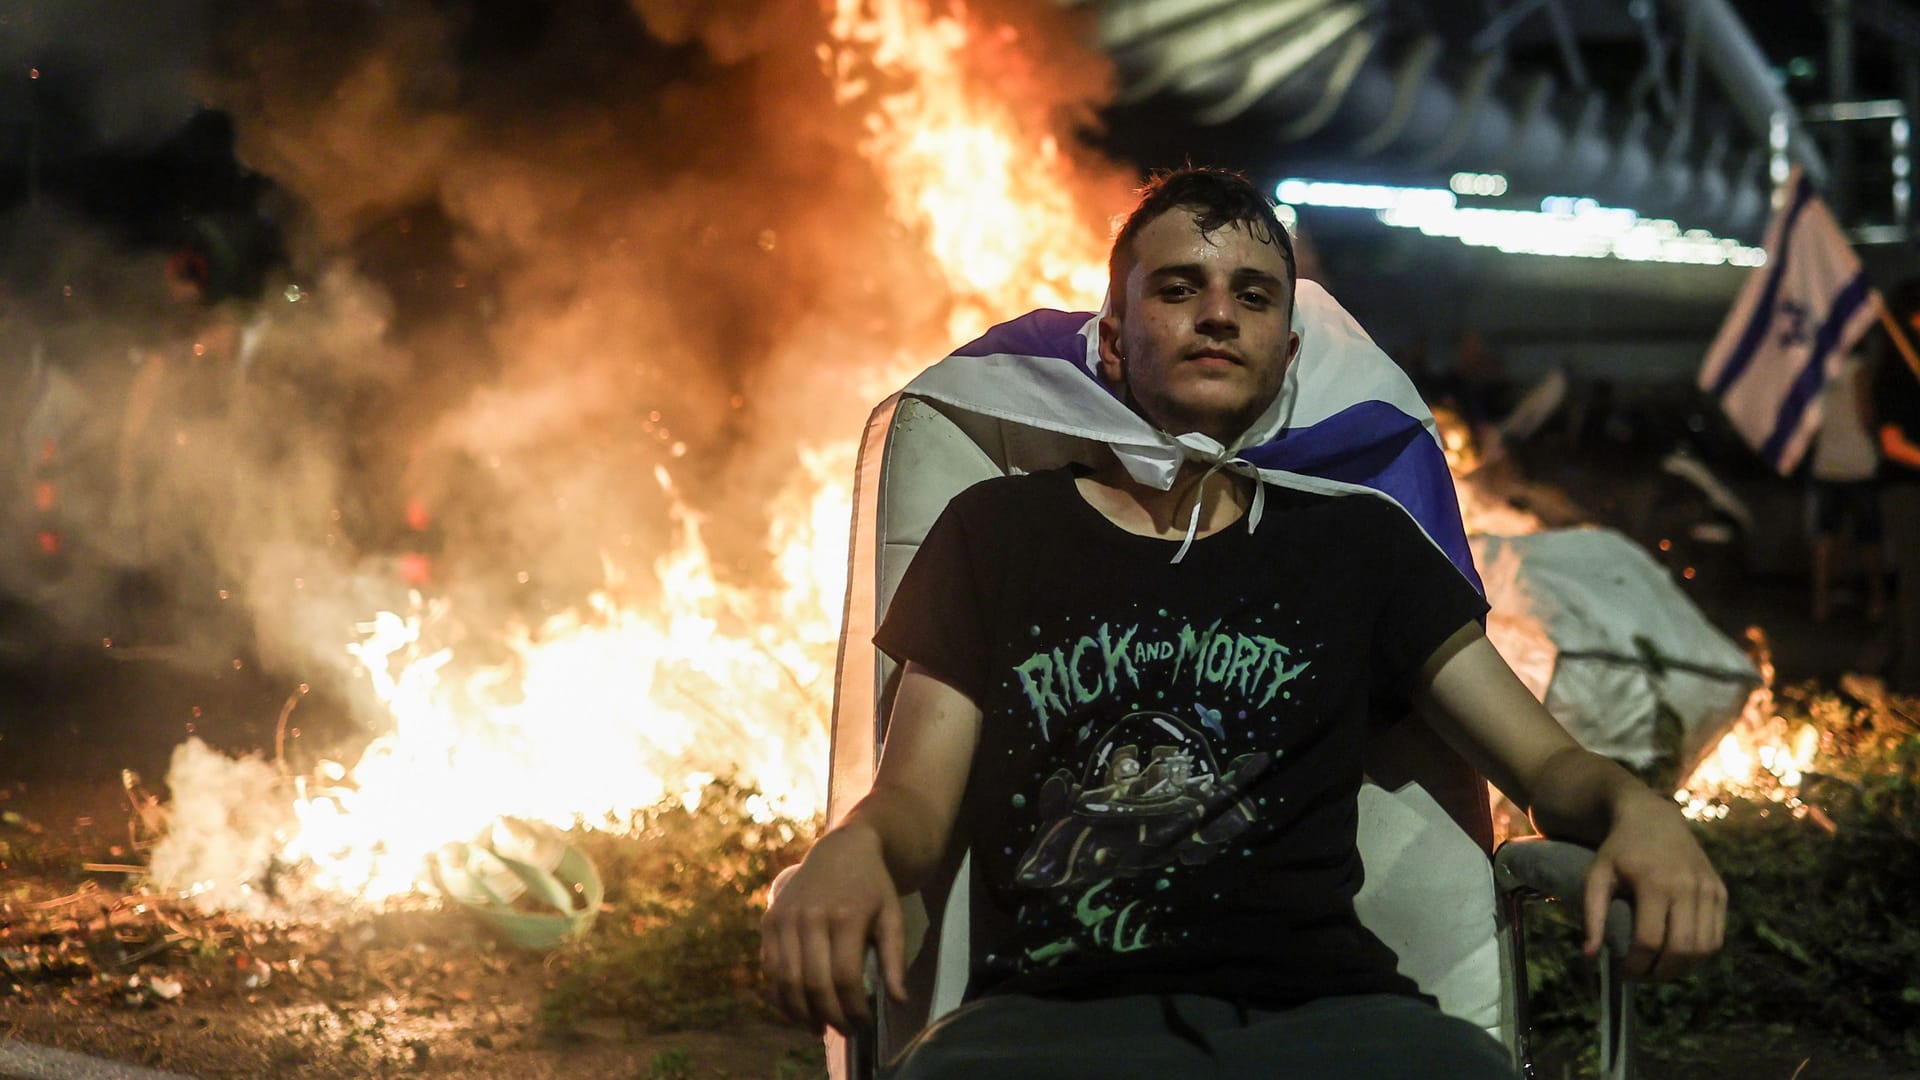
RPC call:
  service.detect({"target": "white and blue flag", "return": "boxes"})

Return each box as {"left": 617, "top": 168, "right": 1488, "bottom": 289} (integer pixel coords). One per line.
{"left": 897, "top": 279, "right": 1479, "bottom": 587}
{"left": 1699, "top": 168, "right": 1876, "bottom": 474}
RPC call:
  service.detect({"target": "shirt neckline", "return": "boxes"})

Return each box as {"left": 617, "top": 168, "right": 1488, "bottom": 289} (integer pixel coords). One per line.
{"left": 1055, "top": 465, "right": 1254, "bottom": 553}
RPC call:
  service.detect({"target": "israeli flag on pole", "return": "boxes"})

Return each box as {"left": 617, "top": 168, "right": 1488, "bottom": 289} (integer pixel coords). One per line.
{"left": 1699, "top": 168, "right": 1876, "bottom": 474}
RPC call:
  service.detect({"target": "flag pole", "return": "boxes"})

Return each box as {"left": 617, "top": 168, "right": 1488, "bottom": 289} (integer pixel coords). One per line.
{"left": 1875, "top": 291, "right": 1920, "bottom": 383}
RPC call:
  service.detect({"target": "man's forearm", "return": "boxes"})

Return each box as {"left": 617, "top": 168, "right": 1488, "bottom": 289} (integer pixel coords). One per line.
{"left": 1525, "top": 745, "right": 1664, "bottom": 847}
{"left": 827, "top": 781, "right": 955, "bottom": 896}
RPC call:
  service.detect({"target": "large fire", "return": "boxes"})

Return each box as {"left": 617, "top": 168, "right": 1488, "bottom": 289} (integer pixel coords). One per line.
{"left": 154, "top": 0, "right": 1119, "bottom": 910}
{"left": 277, "top": 459, "right": 851, "bottom": 902}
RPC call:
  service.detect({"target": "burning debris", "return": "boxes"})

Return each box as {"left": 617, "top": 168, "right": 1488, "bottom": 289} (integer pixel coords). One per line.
{"left": 1677, "top": 661, "right": 1920, "bottom": 827}
{"left": 0, "top": 778, "right": 815, "bottom": 1076}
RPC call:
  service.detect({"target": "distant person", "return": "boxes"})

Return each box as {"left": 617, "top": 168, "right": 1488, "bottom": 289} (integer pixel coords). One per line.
{"left": 110, "top": 247, "right": 247, "bottom": 646}
{"left": 115, "top": 247, "right": 243, "bottom": 515}
{"left": 1565, "top": 376, "right": 1614, "bottom": 453}
{"left": 1807, "top": 351, "right": 1885, "bottom": 623}
{"left": 1869, "top": 279, "right": 1920, "bottom": 692}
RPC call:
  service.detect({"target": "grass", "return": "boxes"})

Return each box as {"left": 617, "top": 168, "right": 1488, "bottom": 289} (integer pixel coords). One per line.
{"left": 538, "top": 780, "right": 812, "bottom": 1036}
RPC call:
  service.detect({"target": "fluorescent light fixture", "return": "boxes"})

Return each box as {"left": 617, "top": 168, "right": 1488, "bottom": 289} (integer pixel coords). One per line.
{"left": 1275, "top": 178, "right": 1452, "bottom": 212}
{"left": 1275, "top": 177, "right": 1767, "bottom": 267}
{"left": 1449, "top": 171, "right": 1509, "bottom": 196}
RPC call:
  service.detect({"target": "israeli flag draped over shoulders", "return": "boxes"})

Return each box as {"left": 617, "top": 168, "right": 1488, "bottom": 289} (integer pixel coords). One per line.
{"left": 899, "top": 278, "right": 1480, "bottom": 591}
{"left": 1699, "top": 168, "right": 1877, "bottom": 474}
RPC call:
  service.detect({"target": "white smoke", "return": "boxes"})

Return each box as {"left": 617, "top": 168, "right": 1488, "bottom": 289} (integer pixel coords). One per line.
{"left": 147, "top": 737, "right": 293, "bottom": 913}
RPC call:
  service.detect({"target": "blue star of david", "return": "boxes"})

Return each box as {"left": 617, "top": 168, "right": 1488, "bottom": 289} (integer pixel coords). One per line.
{"left": 1776, "top": 299, "right": 1813, "bottom": 348}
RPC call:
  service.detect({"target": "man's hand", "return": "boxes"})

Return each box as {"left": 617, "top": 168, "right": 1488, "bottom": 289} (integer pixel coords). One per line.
{"left": 1881, "top": 423, "right": 1920, "bottom": 470}
{"left": 760, "top": 664, "right": 979, "bottom": 1034}
{"left": 1581, "top": 791, "right": 1727, "bottom": 979}
{"left": 1414, "top": 625, "right": 1728, "bottom": 980}
{"left": 760, "top": 823, "right": 909, "bottom": 1035}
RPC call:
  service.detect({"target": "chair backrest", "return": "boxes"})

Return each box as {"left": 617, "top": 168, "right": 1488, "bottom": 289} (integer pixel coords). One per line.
{"left": 831, "top": 393, "right": 1516, "bottom": 1062}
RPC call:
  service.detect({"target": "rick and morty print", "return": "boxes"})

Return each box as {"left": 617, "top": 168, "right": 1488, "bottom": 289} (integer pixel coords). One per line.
{"left": 980, "top": 607, "right": 1324, "bottom": 975}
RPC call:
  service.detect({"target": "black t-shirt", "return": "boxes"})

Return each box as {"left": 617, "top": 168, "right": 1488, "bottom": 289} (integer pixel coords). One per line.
{"left": 1870, "top": 345, "right": 1920, "bottom": 485}
{"left": 874, "top": 466, "right": 1488, "bottom": 1010}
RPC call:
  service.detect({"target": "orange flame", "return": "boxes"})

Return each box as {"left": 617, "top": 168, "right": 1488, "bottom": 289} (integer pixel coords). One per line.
{"left": 1672, "top": 643, "right": 1825, "bottom": 822}
{"left": 823, "top": 0, "right": 1111, "bottom": 341}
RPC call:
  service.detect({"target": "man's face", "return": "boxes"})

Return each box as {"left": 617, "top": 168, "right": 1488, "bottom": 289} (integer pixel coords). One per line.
{"left": 1098, "top": 207, "right": 1300, "bottom": 446}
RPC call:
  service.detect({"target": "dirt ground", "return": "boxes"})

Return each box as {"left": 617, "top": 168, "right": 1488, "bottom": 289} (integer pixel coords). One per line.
{"left": 7, "top": 784, "right": 1912, "bottom": 1080}
{"left": 0, "top": 782, "right": 820, "bottom": 1080}
{"left": 1, "top": 1006, "right": 819, "bottom": 1080}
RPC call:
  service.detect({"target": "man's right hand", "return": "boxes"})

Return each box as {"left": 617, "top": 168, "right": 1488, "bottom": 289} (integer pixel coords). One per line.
{"left": 761, "top": 664, "right": 982, "bottom": 1034}
{"left": 760, "top": 822, "right": 910, "bottom": 1035}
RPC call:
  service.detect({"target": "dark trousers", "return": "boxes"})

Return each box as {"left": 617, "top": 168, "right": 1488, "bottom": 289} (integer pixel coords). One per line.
{"left": 885, "top": 992, "right": 1516, "bottom": 1080}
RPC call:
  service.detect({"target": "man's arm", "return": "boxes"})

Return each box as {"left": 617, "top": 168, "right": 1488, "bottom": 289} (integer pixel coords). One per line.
{"left": 1881, "top": 423, "right": 1920, "bottom": 469}
{"left": 761, "top": 662, "right": 981, "bottom": 1034}
{"left": 1413, "top": 624, "right": 1727, "bottom": 979}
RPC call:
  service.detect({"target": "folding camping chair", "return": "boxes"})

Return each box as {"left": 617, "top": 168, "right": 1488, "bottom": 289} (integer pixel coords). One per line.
{"left": 804, "top": 388, "right": 1640, "bottom": 1080}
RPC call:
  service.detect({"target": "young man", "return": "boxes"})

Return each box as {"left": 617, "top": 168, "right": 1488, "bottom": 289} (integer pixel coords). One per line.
{"left": 761, "top": 169, "right": 1725, "bottom": 1077}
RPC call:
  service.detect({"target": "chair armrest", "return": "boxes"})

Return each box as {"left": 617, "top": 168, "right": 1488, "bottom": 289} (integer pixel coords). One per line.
{"left": 1493, "top": 837, "right": 1634, "bottom": 962}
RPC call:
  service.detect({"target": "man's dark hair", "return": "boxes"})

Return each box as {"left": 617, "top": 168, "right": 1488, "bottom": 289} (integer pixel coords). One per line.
{"left": 1107, "top": 167, "right": 1296, "bottom": 317}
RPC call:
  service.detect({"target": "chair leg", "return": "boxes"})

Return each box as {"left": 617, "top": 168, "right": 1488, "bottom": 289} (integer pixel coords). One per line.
{"left": 828, "top": 1027, "right": 879, "bottom": 1080}
{"left": 1502, "top": 890, "right": 1537, "bottom": 1078}
{"left": 1597, "top": 957, "right": 1634, "bottom": 1080}
{"left": 854, "top": 1025, "right": 877, "bottom": 1080}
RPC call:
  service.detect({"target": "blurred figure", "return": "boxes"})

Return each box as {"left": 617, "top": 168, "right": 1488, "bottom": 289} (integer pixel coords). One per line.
{"left": 1807, "top": 350, "right": 1885, "bottom": 623}
{"left": 109, "top": 246, "right": 247, "bottom": 647}
{"left": 115, "top": 247, "right": 242, "bottom": 519}
{"left": 1869, "top": 279, "right": 1920, "bottom": 692}
{"left": 1454, "top": 328, "right": 1504, "bottom": 429}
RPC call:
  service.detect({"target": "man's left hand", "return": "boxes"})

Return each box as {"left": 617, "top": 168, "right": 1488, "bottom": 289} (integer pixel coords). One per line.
{"left": 1581, "top": 792, "right": 1727, "bottom": 979}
